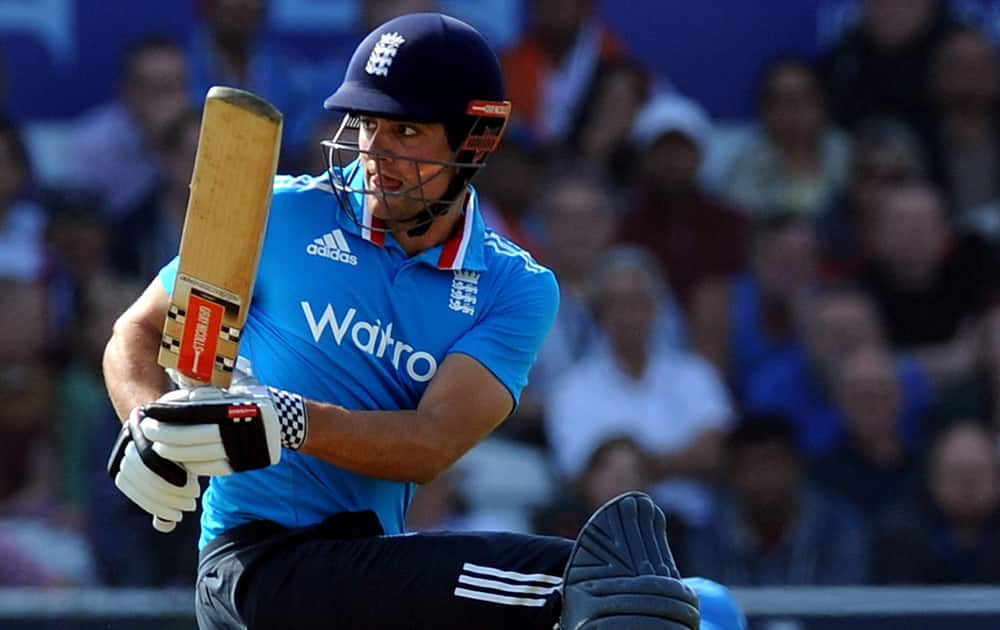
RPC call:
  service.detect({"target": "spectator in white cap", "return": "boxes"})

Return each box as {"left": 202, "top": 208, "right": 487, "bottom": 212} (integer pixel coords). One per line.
{"left": 631, "top": 93, "right": 712, "bottom": 158}
{"left": 620, "top": 94, "right": 749, "bottom": 313}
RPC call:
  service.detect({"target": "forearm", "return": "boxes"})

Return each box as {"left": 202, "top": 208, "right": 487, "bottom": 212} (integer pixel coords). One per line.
{"left": 298, "top": 401, "right": 476, "bottom": 484}
{"left": 103, "top": 320, "right": 172, "bottom": 422}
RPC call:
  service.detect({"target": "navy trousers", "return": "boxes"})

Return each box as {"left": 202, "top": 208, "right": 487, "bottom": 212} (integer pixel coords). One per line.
{"left": 195, "top": 512, "right": 573, "bottom": 630}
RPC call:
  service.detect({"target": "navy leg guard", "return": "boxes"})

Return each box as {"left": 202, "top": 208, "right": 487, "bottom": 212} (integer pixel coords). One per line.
{"left": 559, "top": 491, "right": 700, "bottom": 630}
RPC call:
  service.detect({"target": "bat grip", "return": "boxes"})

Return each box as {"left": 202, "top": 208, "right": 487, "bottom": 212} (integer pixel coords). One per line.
{"left": 153, "top": 516, "right": 177, "bottom": 533}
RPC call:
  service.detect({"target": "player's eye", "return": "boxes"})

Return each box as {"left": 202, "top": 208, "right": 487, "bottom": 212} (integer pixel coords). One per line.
{"left": 359, "top": 118, "right": 377, "bottom": 132}
{"left": 400, "top": 125, "right": 418, "bottom": 137}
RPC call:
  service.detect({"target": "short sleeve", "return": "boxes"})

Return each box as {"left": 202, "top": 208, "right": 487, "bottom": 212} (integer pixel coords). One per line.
{"left": 158, "top": 256, "right": 180, "bottom": 296}
{"left": 448, "top": 268, "right": 560, "bottom": 405}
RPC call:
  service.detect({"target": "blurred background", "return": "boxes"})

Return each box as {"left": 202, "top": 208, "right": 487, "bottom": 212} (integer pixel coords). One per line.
{"left": 2, "top": 0, "right": 1000, "bottom": 628}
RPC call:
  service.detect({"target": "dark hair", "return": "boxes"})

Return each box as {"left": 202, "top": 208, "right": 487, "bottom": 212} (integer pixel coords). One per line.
{"left": 756, "top": 55, "right": 822, "bottom": 109}
{"left": 569, "top": 58, "right": 651, "bottom": 143}
{"left": 726, "top": 414, "right": 799, "bottom": 451}
{"left": 120, "top": 34, "right": 182, "bottom": 85}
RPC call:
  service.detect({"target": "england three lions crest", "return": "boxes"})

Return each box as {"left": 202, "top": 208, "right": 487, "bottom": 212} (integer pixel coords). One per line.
{"left": 366, "top": 32, "right": 406, "bottom": 77}
{"left": 449, "top": 270, "right": 480, "bottom": 316}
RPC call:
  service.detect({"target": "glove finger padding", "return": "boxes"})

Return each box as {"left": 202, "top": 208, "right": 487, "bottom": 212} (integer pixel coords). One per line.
{"left": 107, "top": 410, "right": 202, "bottom": 531}
{"left": 153, "top": 439, "right": 229, "bottom": 464}
{"left": 142, "top": 398, "right": 277, "bottom": 472}
{"left": 116, "top": 469, "right": 187, "bottom": 522}
{"left": 560, "top": 492, "right": 700, "bottom": 630}
{"left": 106, "top": 410, "right": 189, "bottom": 487}
{"left": 142, "top": 419, "right": 223, "bottom": 446}
{"left": 119, "top": 444, "right": 200, "bottom": 501}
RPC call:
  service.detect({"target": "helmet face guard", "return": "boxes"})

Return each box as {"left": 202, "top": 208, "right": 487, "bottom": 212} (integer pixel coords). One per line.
{"left": 324, "top": 100, "right": 510, "bottom": 235}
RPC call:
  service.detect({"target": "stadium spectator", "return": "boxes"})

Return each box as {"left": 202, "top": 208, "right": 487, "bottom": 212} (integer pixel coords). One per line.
{"left": 43, "top": 197, "right": 116, "bottom": 292}
{"left": 815, "top": 117, "right": 927, "bottom": 273}
{"left": 55, "top": 278, "right": 141, "bottom": 528}
{"left": 529, "top": 170, "right": 617, "bottom": 392}
{"left": 823, "top": 0, "right": 959, "bottom": 130}
{"left": 0, "top": 362, "right": 57, "bottom": 519}
{"left": 111, "top": 107, "right": 201, "bottom": 280}
{"left": 687, "top": 416, "right": 870, "bottom": 585}
{"left": 859, "top": 181, "right": 999, "bottom": 385}
{"left": 810, "top": 347, "right": 923, "bottom": 524}
{"left": 534, "top": 437, "right": 647, "bottom": 536}
{"left": 0, "top": 361, "right": 96, "bottom": 586}
{"left": 501, "top": 0, "right": 626, "bottom": 144}
{"left": 497, "top": 170, "right": 618, "bottom": 447}
{"left": 545, "top": 246, "right": 733, "bottom": 524}
{"left": 63, "top": 36, "right": 190, "bottom": 219}
{"left": 562, "top": 58, "right": 651, "bottom": 186}
{"left": 924, "top": 27, "right": 1000, "bottom": 217}
{"left": 621, "top": 94, "right": 748, "bottom": 311}
{"left": 0, "top": 118, "right": 51, "bottom": 364}
{"left": 188, "top": 0, "right": 319, "bottom": 160}
{"left": 721, "top": 58, "right": 850, "bottom": 218}
{"left": 0, "top": 117, "right": 46, "bottom": 283}
{"left": 873, "top": 421, "right": 1000, "bottom": 583}
{"left": 745, "top": 284, "right": 933, "bottom": 457}
{"left": 690, "top": 212, "right": 818, "bottom": 400}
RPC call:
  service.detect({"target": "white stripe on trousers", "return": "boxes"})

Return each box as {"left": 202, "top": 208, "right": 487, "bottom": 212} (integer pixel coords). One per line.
{"left": 461, "top": 563, "right": 563, "bottom": 584}
{"left": 453, "top": 563, "right": 562, "bottom": 607}
{"left": 458, "top": 575, "right": 560, "bottom": 595}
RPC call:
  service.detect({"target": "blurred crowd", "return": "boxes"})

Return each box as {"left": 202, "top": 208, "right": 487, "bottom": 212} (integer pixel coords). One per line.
{"left": 2, "top": 0, "right": 1000, "bottom": 590}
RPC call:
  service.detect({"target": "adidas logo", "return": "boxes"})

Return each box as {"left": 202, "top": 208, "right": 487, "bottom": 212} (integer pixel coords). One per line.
{"left": 306, "top": 229, "right": 358, "bottom": 266}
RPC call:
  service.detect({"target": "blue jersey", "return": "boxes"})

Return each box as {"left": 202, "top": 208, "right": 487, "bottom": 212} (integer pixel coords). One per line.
{"left": 158, "top": 168, "right": 559, "bottom": 548}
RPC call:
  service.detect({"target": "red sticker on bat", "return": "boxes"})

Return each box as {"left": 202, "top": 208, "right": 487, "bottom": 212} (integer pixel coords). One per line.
{"left": 178, "top": 294, "right": 223, "bottom": 383}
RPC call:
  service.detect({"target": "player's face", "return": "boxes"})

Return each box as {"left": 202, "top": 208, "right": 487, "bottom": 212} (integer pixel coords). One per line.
{"left": 356, "top": 116, "right": 457, "bottom": 223}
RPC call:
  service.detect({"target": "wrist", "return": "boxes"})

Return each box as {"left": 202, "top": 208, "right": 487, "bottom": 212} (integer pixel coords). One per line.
{"left": 266, "top": 386, "right": 309, "bottom": 450}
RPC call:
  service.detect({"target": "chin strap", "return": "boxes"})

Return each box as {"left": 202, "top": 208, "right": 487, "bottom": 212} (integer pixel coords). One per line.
{"left": 403, "top": 184, "right": 470, "bottom": 237}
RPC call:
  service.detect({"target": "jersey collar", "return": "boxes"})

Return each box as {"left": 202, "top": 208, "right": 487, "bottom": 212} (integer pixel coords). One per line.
{"left": 431, "top": 189, "right": 486, "bottom": 271}
{"left": 342, "top": 163, "right": 486, "bottom": 271}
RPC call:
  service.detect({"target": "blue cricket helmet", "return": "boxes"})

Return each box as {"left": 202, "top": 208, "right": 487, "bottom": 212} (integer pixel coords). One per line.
{"left": 322, "top": 12, "right": 511, "bottom": 236}
{"left": 324, "top": 12, "right": 507, "bottom": 146}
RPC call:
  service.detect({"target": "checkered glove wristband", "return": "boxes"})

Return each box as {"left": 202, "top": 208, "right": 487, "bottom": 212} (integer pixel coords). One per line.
{"left": 266, "top": 386, "right": 308, "bottom": 450}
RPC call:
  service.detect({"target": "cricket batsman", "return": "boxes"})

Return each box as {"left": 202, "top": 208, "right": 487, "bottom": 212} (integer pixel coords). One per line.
{"left": 103, "top": 12, "right": 700, "bottom": 629}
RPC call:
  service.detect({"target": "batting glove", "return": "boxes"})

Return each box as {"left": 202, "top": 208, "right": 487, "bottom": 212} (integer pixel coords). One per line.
{"left": 137, "top": 383, "right": 308, "bottom": 477}
{"left": 107, "top": 408, "right": 201, "bottom": 533}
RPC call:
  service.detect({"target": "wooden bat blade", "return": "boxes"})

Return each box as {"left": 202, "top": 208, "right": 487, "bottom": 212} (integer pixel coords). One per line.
{"left": 158, "top": 86, "right": 282, "bottom": 388}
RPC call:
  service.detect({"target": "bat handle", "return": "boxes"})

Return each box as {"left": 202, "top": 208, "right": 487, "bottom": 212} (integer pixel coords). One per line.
{"left": 153, "top": 516, "right": 177, "bottom": 533}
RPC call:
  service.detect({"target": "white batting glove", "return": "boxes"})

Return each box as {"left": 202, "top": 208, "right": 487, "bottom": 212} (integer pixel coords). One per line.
{"left": 107, "top": 408, "right": 201, "bottom": 533}
{"left": 138, "top": 384, "right": 308, "bottom": 477}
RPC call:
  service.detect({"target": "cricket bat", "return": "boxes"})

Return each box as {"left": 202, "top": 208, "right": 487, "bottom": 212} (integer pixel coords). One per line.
{"left": 157, "top": 86, "right": 282, "bottom": 389}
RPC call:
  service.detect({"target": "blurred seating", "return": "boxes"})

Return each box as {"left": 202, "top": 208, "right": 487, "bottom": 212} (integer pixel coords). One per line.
{"left": 873, "top": 421, "right": 1000, "bottom": 583}
{"left": 687, "top": 416, "right": 870, "bottom": 585}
